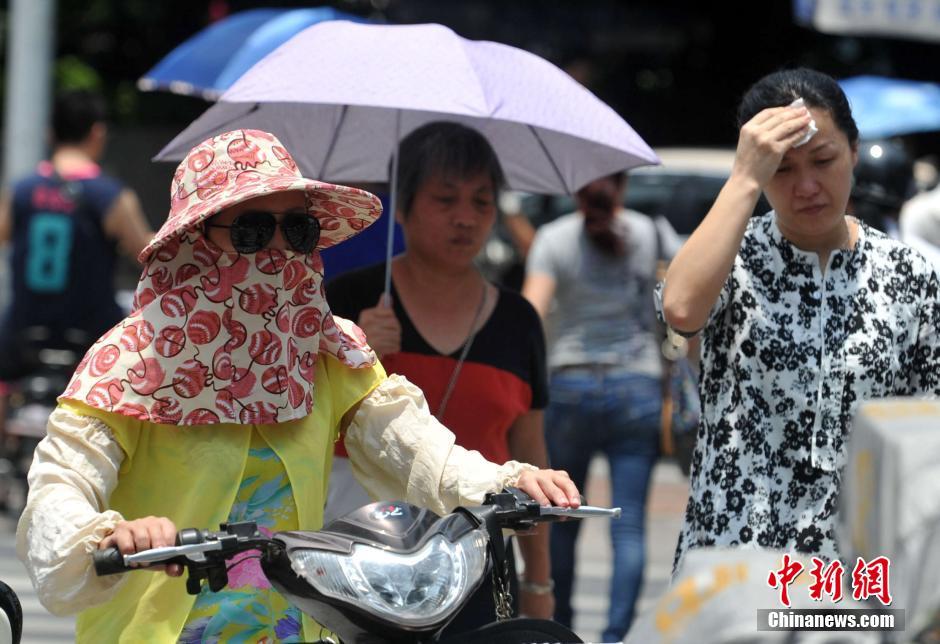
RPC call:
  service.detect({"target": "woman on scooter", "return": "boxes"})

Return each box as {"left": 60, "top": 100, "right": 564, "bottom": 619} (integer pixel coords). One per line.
{"left": 16, "top": 129, "right": 579, "bottom": 642}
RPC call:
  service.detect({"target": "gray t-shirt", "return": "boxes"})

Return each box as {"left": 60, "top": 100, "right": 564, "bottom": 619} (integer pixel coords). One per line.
{"left": 527, "top": 208, "right": 682, "bottom": 375}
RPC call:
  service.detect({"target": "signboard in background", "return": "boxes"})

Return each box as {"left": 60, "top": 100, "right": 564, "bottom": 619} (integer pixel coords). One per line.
{"left": 794, "top": 0, "right": 940, "bottom": 42}
{"left": 840, "top": 397, "right": 940, "bottom": 640}
{"left": 624, "top": 549, "right": 881, "bottom": 643}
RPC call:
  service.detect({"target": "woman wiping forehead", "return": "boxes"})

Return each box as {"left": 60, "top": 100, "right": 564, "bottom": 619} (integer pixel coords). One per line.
{"left": 660, "top": 67, "right": 940, "bottom": 576}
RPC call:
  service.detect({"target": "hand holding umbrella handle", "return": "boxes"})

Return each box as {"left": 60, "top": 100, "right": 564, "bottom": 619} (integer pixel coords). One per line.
{"left": 357, "top": 294, "right": 402, "bottom": 358}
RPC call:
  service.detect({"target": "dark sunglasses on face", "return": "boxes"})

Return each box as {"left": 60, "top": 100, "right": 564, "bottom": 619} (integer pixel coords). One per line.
{"left": 205, "top": 210, "right": 321, "bottom": 254}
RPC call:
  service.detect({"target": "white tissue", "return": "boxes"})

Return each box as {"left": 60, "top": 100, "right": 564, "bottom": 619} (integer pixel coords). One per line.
{"left": 789, "top": 97, "right": 818, "bottom": 148}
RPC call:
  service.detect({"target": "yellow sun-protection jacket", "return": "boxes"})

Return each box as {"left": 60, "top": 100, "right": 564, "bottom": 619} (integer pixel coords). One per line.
{"left": 65, "top": 354, "right": 384, "bottom": 642}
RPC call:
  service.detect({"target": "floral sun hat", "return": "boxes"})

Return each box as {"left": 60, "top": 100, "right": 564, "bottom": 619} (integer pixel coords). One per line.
{"left": 60, "top": 129, "right": 381, "bottom": 425}
{"left": 140, "top": 128, "right": 382, "bottom": 263}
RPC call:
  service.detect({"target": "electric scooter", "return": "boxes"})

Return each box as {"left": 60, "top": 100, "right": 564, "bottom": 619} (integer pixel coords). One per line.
{"left": 94, "top": 488, "right": 620, "bottom": 643}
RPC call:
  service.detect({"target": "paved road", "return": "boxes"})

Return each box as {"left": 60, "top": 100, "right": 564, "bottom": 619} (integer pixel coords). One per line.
{"left": 0, "top": 516, "right": 75, "bottom": 643}
{"left": 0, "top": 457, "right": 689, "bottom": 643}
{"left": 571, "top": 458, "right": 688, "bottom": 643}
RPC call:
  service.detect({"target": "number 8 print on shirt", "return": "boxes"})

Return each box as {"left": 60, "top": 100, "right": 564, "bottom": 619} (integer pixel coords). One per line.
{"left": 26, "top": 212, "right": 74, "bottom": 292}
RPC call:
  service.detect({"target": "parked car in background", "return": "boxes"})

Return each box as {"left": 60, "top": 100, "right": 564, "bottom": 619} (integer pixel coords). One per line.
{"left": 630, "top": 147, "right": 763, "bottom": 235}
{"left": 481, "top": 147, "right": 770, "bottom": 289}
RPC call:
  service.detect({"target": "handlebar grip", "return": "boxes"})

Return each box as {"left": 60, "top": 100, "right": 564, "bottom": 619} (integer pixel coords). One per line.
{"left": 93, "top": 547, "right": 131, "bottom": 576}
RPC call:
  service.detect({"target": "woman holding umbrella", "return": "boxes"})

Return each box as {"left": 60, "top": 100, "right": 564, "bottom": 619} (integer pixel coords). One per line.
{"left": 325, "top": 121, "right": 556, "bottom": 628}
{"left": 15, "top": 129, "right": 579, "bottom": 642}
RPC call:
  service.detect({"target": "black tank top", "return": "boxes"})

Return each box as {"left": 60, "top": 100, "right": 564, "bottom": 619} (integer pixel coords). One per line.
{"left": 4, "top": 165, "right": 124, "bottom": 347}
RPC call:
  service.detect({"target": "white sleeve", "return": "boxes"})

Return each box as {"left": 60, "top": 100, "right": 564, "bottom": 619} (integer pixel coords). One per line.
{"left": 343, "top": 374, "right": 537, "bottom": 516}
{"left": 15, "top": 408, "right": 127, "bottom": 615}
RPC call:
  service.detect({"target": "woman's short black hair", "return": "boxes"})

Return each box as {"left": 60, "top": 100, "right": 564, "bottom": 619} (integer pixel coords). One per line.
{"left": 736, "top": 67, "right": 859, "bottom": 146}
{"left": 52, "top": 90, "right": 108, "bottom": 145}
{"left": 395, "top": 121, "right": 505, "bottom": 217}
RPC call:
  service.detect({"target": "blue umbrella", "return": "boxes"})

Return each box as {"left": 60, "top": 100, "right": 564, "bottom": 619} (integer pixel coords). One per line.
{"left": 137, "top": 7, "right": 368, "bottom": 100}
{"left": 138, "top": 7, "right": 391, "bottom": 278}
{"left": 840, "top": 75, "right": 940, "bottom": 139}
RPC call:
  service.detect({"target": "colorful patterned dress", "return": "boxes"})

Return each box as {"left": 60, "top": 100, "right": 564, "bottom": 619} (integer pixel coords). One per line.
{"left": 179, "top": 431, "right": 313, "bottom": 643}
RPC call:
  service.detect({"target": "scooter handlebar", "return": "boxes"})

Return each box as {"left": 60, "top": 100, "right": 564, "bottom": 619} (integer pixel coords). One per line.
{"left": 92, "top": 522, "right": 267, "bottom": 579}
{"left": 482, "top": 488, "right": 620, "bottom": 531}
{"left": 93, "top": 547, "right": 132, "bottom": 576}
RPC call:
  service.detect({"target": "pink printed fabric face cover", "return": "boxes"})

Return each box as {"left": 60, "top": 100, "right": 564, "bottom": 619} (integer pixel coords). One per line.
{"left": 60, "top": 228, "right": 376, "bottom": 426}
{"left": 61, "top": 128, "right": 379, "bottom": 425}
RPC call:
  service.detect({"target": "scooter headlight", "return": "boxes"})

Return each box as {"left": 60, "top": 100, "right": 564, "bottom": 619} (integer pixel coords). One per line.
{"left": 289, "top": 531, "right": 488, "bottom": 627}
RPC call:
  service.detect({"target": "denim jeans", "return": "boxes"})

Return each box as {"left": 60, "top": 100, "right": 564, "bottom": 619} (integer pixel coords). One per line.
{"left": 546, "top": 368, "right": 660, "bottom": 642}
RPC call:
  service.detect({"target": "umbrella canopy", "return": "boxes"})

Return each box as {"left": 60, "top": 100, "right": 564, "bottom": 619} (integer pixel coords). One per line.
{"left": 137, "top": 7, "right": 367, "bottom": 100}
{"left": 155, "top": 21, "right": 658, "bottom": 195}
{"left": 840, "top": 75, "right": 940, "bottom": 139}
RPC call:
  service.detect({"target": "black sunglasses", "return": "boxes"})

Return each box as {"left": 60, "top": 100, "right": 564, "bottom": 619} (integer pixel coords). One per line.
{"left": 205, "top": 210, "right": 321, "bottom": 254}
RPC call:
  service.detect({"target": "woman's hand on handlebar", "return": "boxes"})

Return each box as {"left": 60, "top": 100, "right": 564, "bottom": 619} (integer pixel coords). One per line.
{"left": 516, "top": 468, "right": 580, "bottom": 508}
{"left": 99, "top": 516, "right": 183, "bottom": 577}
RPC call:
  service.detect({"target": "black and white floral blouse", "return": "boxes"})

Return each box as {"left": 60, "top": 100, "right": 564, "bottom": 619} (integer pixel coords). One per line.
{"left": 663, "top": 212, "right": 940, "bottom": 572}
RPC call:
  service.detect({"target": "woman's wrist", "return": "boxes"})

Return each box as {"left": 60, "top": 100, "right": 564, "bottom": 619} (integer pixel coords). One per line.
{"left": 724, "top": 172, "right": 764, "bottom": 204}
{"left": 518, "top": 578, "right": 554, "bottom": 594}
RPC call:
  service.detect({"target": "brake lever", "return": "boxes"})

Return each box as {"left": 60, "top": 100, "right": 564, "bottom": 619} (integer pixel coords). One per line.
{"left": 178, "top": 521, "right": 269, "bottom": 595}
{"left": 483, "top": 487, "right": 620, "bottom": 530}
{"left": 538, "top": 505, "right": 622, "bottom": 519}
{"left": 123, "top": 541, "right": 223, "bottom": 566}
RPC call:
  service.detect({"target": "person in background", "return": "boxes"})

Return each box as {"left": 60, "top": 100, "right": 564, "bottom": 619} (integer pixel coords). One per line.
{"left": 0, "top": 89, "right": 153, "bottom": 466}
{"left": 849, "top": 139, "right": 940, "bottom": 269}
{"left": 16, "top": 128, "right": 578, "bottom": 642}
{"left": 849, "top": 138, "right": 916, "bottom": 238}
{"left": 659, "top": 67, "right": 940, "bottom": 576}
{"left": 900, "top": 163, "right": 940, "bottom": 270}
{"left": 0, "top": 89, "right": 153, "bottom": 376}
{"left": 325, "top": 121, "right": 555, "bottom": 632}
{"left": 488, "top": 190, "right": 539, "bottom": 291}
{"left": 522, "top": 171, "right": 682, "bottom": 641}
{"left": 491, "top": 56, "right": 599, "bottom": 294}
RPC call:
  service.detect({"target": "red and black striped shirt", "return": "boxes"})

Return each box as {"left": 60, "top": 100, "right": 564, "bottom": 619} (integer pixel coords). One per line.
{"left": 326, "top": 263, "right": 548, "bottom": 463}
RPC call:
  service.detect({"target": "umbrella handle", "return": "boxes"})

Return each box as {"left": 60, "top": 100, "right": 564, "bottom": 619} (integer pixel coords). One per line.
{"left": 383, "top": 110, "right": 401, "bottom": 304}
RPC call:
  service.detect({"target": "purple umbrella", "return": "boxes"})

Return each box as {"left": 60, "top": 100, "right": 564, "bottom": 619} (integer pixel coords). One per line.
{"left": 156, "top": 21, "right": 658, "bottom": 289}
